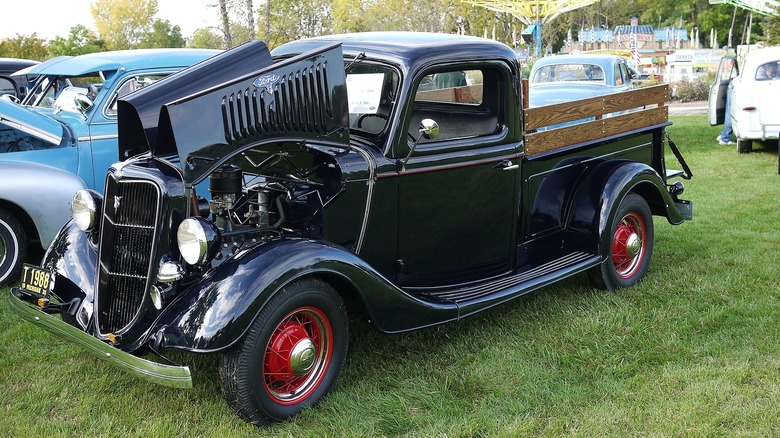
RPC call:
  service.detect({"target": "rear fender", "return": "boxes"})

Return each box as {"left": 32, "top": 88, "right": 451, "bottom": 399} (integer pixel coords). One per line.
{"left": 566, "top": 160, "right": 684, "bottom": 257}
{"left": 151, "top": 237, "right": 458, "bottom": 353}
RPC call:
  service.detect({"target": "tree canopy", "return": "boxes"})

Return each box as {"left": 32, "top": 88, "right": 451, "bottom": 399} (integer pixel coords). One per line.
{"left": 0, "top": 0, "right": 776, "bottom": 59}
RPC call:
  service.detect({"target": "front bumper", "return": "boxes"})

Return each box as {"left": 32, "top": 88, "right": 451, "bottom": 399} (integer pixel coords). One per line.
{"left": 9, "top": 288, "right": 192, "bottom": 389}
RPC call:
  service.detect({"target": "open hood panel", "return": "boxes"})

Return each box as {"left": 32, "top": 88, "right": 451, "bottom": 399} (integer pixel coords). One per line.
{"left": 119, "top": 41, "right": 349, "bottom": 185}
{"left": 118, "top": 41, "right": 272, "bottom": 160}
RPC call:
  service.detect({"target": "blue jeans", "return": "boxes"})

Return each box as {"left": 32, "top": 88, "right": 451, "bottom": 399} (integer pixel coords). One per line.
{"left": 720, "top": 83, "right": 733, "bottom": 141}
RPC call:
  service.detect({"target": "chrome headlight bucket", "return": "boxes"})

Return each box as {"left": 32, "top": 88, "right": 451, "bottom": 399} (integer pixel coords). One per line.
{"left": 176, "top": 217, "right": 221, "bottom": 266}
{"left": 72, "top": 189, "right": 102, "bottom": 232}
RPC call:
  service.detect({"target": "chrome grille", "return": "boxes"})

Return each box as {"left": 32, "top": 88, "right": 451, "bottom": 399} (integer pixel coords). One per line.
{"left": 96, "top": 177, "right": 160, "bottom": 334}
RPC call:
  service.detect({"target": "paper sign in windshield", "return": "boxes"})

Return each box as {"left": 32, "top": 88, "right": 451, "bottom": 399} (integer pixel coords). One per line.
{"left": 346, "top": 73, "right": 384, "bottom": 114}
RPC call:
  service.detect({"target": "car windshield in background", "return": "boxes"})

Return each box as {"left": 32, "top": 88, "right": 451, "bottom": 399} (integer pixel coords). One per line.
{"left": 25, "top": 72, "right": 171, "bottom": 116}
{"left": 532, "top": 64, "right": 605, "bottom": 84}
{"left": 26, "top": 74, "right": 103, "bottom": 111}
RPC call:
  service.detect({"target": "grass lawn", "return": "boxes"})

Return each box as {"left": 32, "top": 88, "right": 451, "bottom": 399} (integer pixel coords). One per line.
{"left": 1, "top": 114, "right": 779, "bottom": 436}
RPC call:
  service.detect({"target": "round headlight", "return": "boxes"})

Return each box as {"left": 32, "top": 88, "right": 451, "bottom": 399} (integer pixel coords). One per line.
{"left": 177, "top": 217, "right": 220, "bottom": 265}
{"left": 72, "top": 190, "right": 101, "bottom": 231}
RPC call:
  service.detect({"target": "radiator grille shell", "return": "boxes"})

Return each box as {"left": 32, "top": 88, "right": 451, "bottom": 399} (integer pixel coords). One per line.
{"left": 96, "top": 176, "right": 161, "bottom": 334}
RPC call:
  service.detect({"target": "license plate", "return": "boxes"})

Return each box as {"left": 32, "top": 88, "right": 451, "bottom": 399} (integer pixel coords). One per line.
{"left": 19, "top": 264, "right": 55, "bottom": 298}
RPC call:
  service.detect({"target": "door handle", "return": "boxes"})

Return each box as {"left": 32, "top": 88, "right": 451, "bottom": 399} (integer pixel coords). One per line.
{"left": 494, "top": 160, "right": 519, "bottom": 171}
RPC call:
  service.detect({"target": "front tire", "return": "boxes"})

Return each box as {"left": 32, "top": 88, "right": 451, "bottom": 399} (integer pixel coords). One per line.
{"left": 0, "top": 208, "right": 27, "bottom": 285}
{"left": 589, "top": 193, "right": 654, "bottom": 290}
{"left": 219, "top": 279, "right": 348, "bottom": 426}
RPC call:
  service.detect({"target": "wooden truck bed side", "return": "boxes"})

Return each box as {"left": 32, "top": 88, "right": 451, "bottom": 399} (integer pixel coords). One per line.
{"left": 522, "top": 84, "right": 670, "bottom": 156}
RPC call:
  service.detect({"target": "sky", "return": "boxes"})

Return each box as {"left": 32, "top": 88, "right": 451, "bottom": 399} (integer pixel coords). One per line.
{"left": 1, "top": 0, "right": 221, "bottom": 41}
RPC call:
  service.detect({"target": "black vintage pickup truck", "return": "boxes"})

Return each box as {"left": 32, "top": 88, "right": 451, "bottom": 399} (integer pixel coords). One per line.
{"left": 10, "top": 32, "right": 692, "bottom": 426}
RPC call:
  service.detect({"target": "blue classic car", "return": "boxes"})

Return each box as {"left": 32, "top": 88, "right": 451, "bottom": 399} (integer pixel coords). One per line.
{"left": 0, "top": 48, "right": 220, "bottom": 284}
{"left": 528, "top": 54, "right": 636, "bottom": 107}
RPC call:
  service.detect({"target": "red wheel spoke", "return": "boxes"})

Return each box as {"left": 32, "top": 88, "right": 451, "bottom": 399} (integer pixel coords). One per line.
{"left": 261, "top": 306, "right": 334, "bottom": 405}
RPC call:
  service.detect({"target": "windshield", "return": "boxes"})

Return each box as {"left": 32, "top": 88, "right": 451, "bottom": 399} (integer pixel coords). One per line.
{"left": 25, "top": 73, "right": 103, "bottom": 111}
{"left": 532, "top": 63, "right": 605, "bottom": 84}
{"left": 346, "top": 63, "right": 399, "bottom": 136}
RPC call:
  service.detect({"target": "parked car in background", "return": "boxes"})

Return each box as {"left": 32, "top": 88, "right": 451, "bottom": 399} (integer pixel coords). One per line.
{"left": 528, "top": 54, "right": 636, "bottom": 108}
{"left": 709, "top": 46, "right": 780, "bottom": 157}
{"left": 0, "top": 57, "right": 39, "bottom": 100}
{"left": 0, "top": 48, "right": 220, "bottom": 285}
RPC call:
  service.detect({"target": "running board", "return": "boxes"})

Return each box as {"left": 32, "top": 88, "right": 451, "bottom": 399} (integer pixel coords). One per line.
{"left": 418, "top": 251, "right": 598, "bottom": 304}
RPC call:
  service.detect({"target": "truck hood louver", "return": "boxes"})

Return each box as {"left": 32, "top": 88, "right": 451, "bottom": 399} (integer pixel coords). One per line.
{"left": 118, "top": 41, "right": 349, "bottom": 185}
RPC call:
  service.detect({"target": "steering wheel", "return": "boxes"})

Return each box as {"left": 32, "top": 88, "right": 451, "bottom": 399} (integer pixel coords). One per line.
{"left": 356, "top": 113, "right": 388, "bottom": 128}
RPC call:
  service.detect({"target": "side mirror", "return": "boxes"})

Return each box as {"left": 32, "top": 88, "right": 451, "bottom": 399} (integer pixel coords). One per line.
{"left": 401, "top": 118, "right": 440, "bottom": 172}
{"left": 419, "top": 118, "right": 439, "bottom": 140}
{"left": 74, "top": 93, "right": 93, "bottom": 112}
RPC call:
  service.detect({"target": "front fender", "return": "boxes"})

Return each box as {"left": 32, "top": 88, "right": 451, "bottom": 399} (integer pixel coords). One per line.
{"left": 567, "top": 160, "right": 685, "bottom": 257}
{"left": 0, "top": 162, "right": 87, "bottom": 248}
{"left": 34, "top": 219, "right": 97, "bottom": 327}
{"left": 152, "top": 237, "right": 458, "bottom": 353}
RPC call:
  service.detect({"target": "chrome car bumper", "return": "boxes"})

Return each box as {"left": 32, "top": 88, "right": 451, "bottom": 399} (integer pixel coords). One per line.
{"left": 8, "top": 289, "right": 192, "bottom": 389}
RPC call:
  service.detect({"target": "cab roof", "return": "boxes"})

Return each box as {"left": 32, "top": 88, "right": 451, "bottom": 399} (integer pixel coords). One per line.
{"left": 272, "top": 32, "right": 518, "bottom": 73}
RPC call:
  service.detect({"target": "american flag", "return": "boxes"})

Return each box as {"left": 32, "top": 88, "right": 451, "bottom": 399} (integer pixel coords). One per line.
{"left": 630, "top": 46, "right": 641, "bottom": 64}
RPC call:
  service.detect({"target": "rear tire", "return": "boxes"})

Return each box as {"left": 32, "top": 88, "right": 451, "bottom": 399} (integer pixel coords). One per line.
{"left": 737, "top": 139, "right": 752, "bottom": 153}
{"left": 0, "top": 208, "right": 27, "bottom": 286}
{"left": 589, "top": 193, "right": 654, "bottom": 291}
{"left": 219, "top": 279, "right": 348, "bottom": 425}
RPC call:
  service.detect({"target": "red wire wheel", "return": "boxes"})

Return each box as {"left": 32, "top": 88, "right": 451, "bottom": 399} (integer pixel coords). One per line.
{"left": 611, "top": 211, "right": 647, "bottom": 279}
{"left": 220, "top": 279, "right": 348, "bottom": 426}
{"left": 589, "top": 193, "right": 654, "bottom": 290}
{"left": 262, "top": 307, "right": 333, "bottom": 404}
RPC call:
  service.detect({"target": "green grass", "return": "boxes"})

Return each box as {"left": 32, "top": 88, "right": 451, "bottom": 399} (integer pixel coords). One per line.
{"left": 2, "top": 114, "right": 780, "bottom": 436}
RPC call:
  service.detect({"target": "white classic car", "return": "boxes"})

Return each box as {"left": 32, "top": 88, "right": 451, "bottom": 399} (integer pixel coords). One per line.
{"left": 709, "top": 46, "right": 780, "bottom": 156}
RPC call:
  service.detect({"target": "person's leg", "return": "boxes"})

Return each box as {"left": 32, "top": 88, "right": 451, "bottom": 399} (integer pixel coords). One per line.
{"left": 719, "top": 84, "right": 733, "bottom": 143}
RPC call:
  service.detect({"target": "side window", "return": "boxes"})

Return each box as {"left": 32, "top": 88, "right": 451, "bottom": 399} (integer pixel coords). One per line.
{"left": 409, "top": 67, "right": 502, "bottom": 145}
{"left": 0, "top": 77, "right": 17, "bottom": 98}
{"left": 0, "top": 121, "right": 59, "bottom": 153}
{"left": 719, "top": 58, "right": 738, "bottom": 81}
{"left": 106, "top": 74, "right": 170, "bottom": 116}
{"left": 614, "top": 64, "right": 624, "bottom": 85}
{"left": 756, "top": 61, "right": 779, "bottom": 81}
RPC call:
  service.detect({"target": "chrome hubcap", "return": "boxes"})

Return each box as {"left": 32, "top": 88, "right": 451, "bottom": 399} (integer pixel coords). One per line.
{"left": 289, "top": 339, "right": 317, "bottom": 376}
{"left": 626, "top": 233, "right": 641, "bottom": 259}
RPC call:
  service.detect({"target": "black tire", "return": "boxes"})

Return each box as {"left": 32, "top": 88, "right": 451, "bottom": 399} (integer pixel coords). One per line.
{"left": 0, "top": 208, "right": 27, "bottom": 286}
{"left": 589, "top": 193, "right": 654, "bottom": 291}
{"left": 737, "top": 139, "right": 752, "bottom": 153}
{"left": 219, "top": 279, "right": 348, "bottom": 426}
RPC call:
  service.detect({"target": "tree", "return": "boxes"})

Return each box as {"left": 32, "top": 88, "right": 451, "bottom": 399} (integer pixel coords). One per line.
{"left": 91, "top": 0, "right": 158, "bottom": 50}
{"left": 139, "top": 19, "right": 186, "bottom": 48}
{"left": 219, "top": 0, "right": 234, "bottom": 48}
{"left": 760, "top": 5, "right": 780, "bottom": 45}
{"left": 257, "top": 0, "right": 331, "bottom": 49}
{"left": 47, "top": 25, "right": 104, "bottom": 57}
{"left": 189, "top": 27, "right": 224, "bottom": 49}
{"left": 0, "top": 34, "right": 48, "bottom": 60}
{"left": 246, "top": 0, "right": 256, "bottom": 40}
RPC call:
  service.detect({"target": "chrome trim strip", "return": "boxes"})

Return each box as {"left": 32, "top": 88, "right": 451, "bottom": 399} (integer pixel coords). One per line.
{"left": 79, "top": 134, "right": 118, "bottom": 142}
{"left": 0, "top": 116, "right": 62, "bottom": 145}
{"left": 8, "top": 289, "right": 192, "bottom": 388}
{"left": 349, "top": 146, "right": 376, "bottom": 255}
